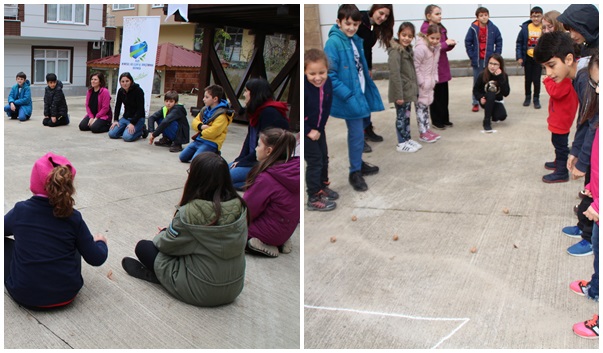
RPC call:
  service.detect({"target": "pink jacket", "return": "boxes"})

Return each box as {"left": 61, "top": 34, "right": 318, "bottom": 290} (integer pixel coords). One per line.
{"left": 585, "top": 128, "right": 599, "bottom": 223}
{"left": 85, "top": 87, "right": 113, "bottom": 121}
{"left": 413, "top": 35, "right": 440, "bottom": 105}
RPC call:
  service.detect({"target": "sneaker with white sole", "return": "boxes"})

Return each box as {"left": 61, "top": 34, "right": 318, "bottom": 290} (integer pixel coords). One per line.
{"left": 427, "top": 130, "right": 441, "bottom": 140}
{"left": 247, "top": 238, "right": 279, "bottom": 257}
{"left": 407, "top": 139, "right": 422, "bottom": 150}
{"left": 419, "top": 132, "right": 437, "bottom": 143}
{"left": 567, "top": 239, "right": 593, "bottom": 256}
{"left": 396, "top": 141, "right": 418, "bottom": 153}
{"left": 573, "top": 314, "right": 599, "bottom": 339}
{"left": 562, "top": 225, "right": 583, "bottom": 238}
{"left": 570, "top": 280, "right": 598, "bottom": 301}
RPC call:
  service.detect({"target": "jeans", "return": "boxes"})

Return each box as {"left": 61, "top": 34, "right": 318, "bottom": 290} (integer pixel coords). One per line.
{"left": 108, "top": 117, "right": 145, "bottom": 142}
{"left": 79, "top": 116, "right": 111, "bottom": 133}
{"left": 394, "top": 102, "right": 411, "bottom": 143}
{"left": 304, "top": 132, "right": 329, "bottom": 196}
{"left": 524, "top": 56, "right": 542, "bottom": 99}
{"left": 345, "top": 118, "right": 365, "bottom": 173}
{"left": 550, "top": 133, "right": 569, "bottom": 175}
{"left": 589, "top": 223, "right": 599, "bottom": 300}
{"left": 363, "top": 114, "right": 372, "bottom": 130}
{"left": 229, "top": 163, "right": 253, "bottom": 189}
{"left": 4, "top": 104, "right": 29, "bottom": 121}
{"left": 472, "top": 63, "right": 485, "bottom": 105}
{"left": 179, "top": 140, "right": 218, "bottom": 163}
{"left": 148, "top": 117, "right": 178, "bottom": 141}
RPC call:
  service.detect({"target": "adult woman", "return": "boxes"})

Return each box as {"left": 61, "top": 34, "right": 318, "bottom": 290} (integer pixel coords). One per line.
{"left": 229, "top": 78, "right": 289, "bottom": 190}
{"left": 356, "top": 4, "right": 394, "bottom": 150}
{"left": 79, "top": 72, "right": 113, "bottom": 133}
{"left": 109, "top": 72, "right": 147, "bottom": 142}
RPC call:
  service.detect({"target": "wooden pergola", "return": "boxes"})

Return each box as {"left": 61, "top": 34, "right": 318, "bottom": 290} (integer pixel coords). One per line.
{"left": 167, "top": 4, "right": 300, "bottom": 131}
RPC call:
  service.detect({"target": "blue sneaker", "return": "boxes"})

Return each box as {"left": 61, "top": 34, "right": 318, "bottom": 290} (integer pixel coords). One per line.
{"left": 567, "top": 239, "right": 593, "bottom": 256}
{"left": 562, "top": 225, "right": 583, "bottom": 238}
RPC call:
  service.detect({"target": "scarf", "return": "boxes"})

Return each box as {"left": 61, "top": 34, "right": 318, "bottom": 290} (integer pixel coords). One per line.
{"left": 247, "top": 99, "right": 289, "bottom": 127}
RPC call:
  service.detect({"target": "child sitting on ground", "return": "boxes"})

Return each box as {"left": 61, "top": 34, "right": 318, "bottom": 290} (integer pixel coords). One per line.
{"left": 4, "top": 152, "right": 108, "bottom": 310}
{"left": 305, "top": 48, "right": 337, "bottom": 211}
{"left": 179, "top": 85, "right": 233, "bottom": 162}
{"left": 122, "top": 152, "right": 248, "bottom": 307}
{"left": 42, "top": 73, "right": 70, "bottom": 127}
{"left": 148, "top": 90, "right": 189, "bottom": 153}
{"left": 4, "top": 71, "right": 32, "bottom": 121}
{"left": 472, "top": 53, "right": 510, "bottom": 133}
{"left": 244, "top": 128, "right": 299, "bottom": 257}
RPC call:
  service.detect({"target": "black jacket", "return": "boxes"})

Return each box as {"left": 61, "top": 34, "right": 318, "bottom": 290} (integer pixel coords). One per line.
{"left": 43, "top": 81, "right": 68, "bottom": 118}
{"left": 234, "top": 107, "right": 289, "bottom": 167}
{"left": 356, "top": 11, "right": 377, "bottom": 70}
{"left": 114, "top": 83, "right": 145, "bottom": 125}
{"left": 557, "top": 4, "right": 599, "bottom": 55}
{"left": 472, "top": 71, "right": 510, "bottom": 102}
{"left": 304, "top": 76, "right": 332, "bottom": 135}
{"left": 149, "top": 104, "right": 190, "bottom": 145}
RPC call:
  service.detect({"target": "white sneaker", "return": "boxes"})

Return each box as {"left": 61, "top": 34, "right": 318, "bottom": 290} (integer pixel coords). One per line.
{"left": 396, "top": 141, "right": 418, "bottom": 153}
{"left": 407, "top": 139, "right": 423, "bottom": 150}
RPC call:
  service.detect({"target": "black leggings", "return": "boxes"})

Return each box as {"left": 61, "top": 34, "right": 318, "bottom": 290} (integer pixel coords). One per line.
{"left": 135, "top": 240, "right": 160, "bottom": 274}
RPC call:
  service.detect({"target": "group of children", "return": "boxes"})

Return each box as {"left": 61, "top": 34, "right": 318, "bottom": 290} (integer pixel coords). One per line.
{"left": 305, "top": 3, "right": 599, "bottom": 340}
{"left": 5, "top": 70, "right": 300, "bottom": 309}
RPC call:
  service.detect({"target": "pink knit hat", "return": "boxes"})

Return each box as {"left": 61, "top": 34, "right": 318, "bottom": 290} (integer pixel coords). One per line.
{"left": 30, "top": 152, "right": 76, "bottom": 196}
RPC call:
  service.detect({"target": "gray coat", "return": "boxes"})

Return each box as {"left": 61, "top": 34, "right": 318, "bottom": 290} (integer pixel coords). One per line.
{"left": 387, "top": 39, "right": 419, "bottom": 104}
{"left": 153, "top": 198, "right": 247, "bottom": 307}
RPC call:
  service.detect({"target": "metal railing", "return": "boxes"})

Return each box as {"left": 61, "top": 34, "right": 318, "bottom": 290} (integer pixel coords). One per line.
{"left": 4, "top": 4, "right": 19, "bottom": 20}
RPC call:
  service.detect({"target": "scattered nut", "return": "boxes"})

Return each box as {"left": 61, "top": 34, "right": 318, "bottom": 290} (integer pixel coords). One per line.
{"left": 330, "top": 236, "right": 337, "bottom": 243}
{"left": 393, "top": 234, "right": 399, "bottom": 241}
{"left": 351, "top": 215, "right": 357, "bottom": 221}
{"left": 107, "top": 269, "right": 114, "bottom": 280}
{"left": 513, "top": 244, "right": 519, "bottom": 249}
{"left": 502, "top": 208, "right": 510, "bottom": 214}
{"left": 470, "top": 247, "right": 477, "bottom": 253}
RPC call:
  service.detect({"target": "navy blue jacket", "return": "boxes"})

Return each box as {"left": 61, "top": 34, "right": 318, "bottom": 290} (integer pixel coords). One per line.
{"left": 465, "top": 20, "right": 502, "bottom": 68}
{"left": 571, "top": 68, "right": 599, "bottom": 173}
{"left": 5, "top": 196, "right": 108, "bottom": 307}
{"left": 304, "top": 75, "right": 332, "bottom": 135}
{"left": 515, "top": 19, "right": 537, "bottom": 64}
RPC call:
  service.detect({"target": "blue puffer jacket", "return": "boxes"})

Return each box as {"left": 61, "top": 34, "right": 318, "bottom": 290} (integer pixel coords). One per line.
{"left": 7, "top": 80, "right": 32, "bottom": 117}
{"left": 464, "top": 20, "right": 502, "bottom": 68}
{"left": 323, "top": 24, "right": 384, "bottom": 120}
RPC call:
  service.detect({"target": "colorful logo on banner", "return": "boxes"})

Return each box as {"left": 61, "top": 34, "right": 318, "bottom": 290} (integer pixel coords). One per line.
{"left": 130, "top": 39, "right": 148, "bottom": 61}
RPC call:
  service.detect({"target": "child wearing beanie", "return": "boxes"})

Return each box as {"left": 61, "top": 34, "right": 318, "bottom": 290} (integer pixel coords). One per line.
{"left": 4, "top": 152, "right": 108, "bottom": 310}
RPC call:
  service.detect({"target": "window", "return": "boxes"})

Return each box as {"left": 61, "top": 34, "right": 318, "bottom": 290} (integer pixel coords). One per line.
{"left": 47, "top": 4, "right": 86, "bottom": 24}
{"left": 152, "top": 4, "right": 164, "bottom": 8}
{"left": 4, "top": 4, "right": 19, "bottom": 20}
{"left": 33, "top": 48, "right": 71, "bottom": 84}
{"left": 112, "top": 4, "right": 135, "bottom": 11}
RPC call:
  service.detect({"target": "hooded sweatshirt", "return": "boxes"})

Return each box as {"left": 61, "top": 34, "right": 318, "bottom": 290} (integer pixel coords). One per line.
{"left": 191, "top": 99, "right": 233, "bottom": 150}
{"left": 557, "top": 4, "right": 599, "bottom": 54}
{"left": 153, "top": 198, "right": 247, "bottom": 307}
{"left": 7, "top": 79, "right": 32, "bottom": 117}
{"left": 113, "top": 82, "right": 145, "bottom": 125}
{"left": 43, "top": 80, "right": 68, "bottom": 118}
{"left": 243, "top": 157, "right": 300, "bottom": 247}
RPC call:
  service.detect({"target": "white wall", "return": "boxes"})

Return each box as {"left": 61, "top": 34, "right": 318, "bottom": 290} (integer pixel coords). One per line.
{"left": 21, "top": 4, "right": 105, "bottom": 41}
{"left": 319, "top": 4, "right": 574, "bottom": 64}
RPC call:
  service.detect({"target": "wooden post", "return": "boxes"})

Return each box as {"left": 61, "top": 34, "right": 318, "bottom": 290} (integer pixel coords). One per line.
{"left": 196, "top": 26, "right": 215, "bottom": 109}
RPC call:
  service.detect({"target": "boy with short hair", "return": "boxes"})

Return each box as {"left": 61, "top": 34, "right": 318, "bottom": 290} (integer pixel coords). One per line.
{"left": 147, "top": 90, "right": 189, "bottom": 153}
{"left": 4, "top": 72, "right": 32, "bottom": 121}
{"left": 465, "top": 6, "right": 502, "bottom": 112}
{"left": 179, "top": 84, "right": 233, "bottom": 163}
{"left": 516, "top": 6, "right": 544, "bottom": 109}
{"left": 323, "top": 4, "right": 384, "bottom": 192}
{"left": 42, "top": 73, "right": 70, "bottom": 127}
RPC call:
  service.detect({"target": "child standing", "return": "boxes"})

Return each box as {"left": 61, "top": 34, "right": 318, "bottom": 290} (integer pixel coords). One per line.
{"left": 4, "top": 152, "right": 108, "bottom": 310}
{"left": 324, "top": 4, "right": 385, "bottom": 192}
{"left": 147, "top": 90, "right": 189, "bottom": 153}
{"left": 472, "top": 53, "right": 510, "bottom": 133}
{"left": 464, "top": 6, "right": 503, "bottom": 112}
{"left": 4, "top": 72, "right": 32, "bottom": 121}
{"left": 122, "top": 152, "right": 248, "bottom": 307}
{"left": 388, "top": 22, "right": 423, "bottom": 152}
{"left": 179, "top": 85, "right": 233, "bottom": 162}
{"left": 304, "top": 48, "right": 337, "bottom": 211}
{"left": 421, "top": 4, "right": 456, "bottom": 129}
{"left": 42, "top": 73, "right": 70, "bottom": 127}
{"left": 516, "top": 6, "right": 544, "bottom": 109}
{"left": 413, "top": 24, "right": 441, "bottom": 144}
{"left": 244, "top": 128, "right": 299, "bottom": 257}
{"left": 541, "top": 71, "right": 579, "bottom": 183}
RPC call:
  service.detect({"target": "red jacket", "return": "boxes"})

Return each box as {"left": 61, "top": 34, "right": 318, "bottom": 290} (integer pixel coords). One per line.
{"left": 543, "top": 77, "right": 578, "bottom": 134}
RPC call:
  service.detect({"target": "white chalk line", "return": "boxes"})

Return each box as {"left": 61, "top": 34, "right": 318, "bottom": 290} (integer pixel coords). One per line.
{"left": 304, "top": 304, "right": 470, "bottom": 349}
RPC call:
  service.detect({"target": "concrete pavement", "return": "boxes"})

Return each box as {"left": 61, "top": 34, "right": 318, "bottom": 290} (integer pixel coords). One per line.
{"left": 304, "top": 76, "right": 599, "bottom": 349}
{"left": 4, "top": 94, "right": 300, "bottom": 349}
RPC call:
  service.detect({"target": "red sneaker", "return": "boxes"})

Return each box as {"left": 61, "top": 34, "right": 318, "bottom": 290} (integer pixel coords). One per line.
{"left": 472, "top": 104, "right": 479, "bottom": 112}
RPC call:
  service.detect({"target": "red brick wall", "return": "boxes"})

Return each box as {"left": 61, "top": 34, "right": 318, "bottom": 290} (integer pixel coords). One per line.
{"left": 4, "top": 21, "right": 20, "bottom": 36}
{"left": 164, "top": 71, "right": 200, "bottom": 94}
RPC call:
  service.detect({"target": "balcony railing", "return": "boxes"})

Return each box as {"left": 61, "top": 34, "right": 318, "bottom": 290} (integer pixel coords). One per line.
{"left": 4, "top": 4, "right": 19, "bottom": 20}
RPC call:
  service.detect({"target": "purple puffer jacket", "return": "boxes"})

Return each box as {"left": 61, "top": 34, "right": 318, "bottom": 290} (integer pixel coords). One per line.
{"left": 421, "top": 21, "right": 455, "bottom": 83}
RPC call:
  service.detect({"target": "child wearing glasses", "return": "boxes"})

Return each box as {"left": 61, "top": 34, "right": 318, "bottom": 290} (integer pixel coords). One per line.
{"left": 516, "top": 6, "right": 543, "bottom": 109}
{"left": 472, "top": 53, "right": 509, "bottom": 133}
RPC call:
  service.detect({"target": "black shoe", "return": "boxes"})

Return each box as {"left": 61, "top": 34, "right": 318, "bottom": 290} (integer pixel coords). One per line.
{"left": 542, "top": 171, "right": 569, "bottom": 183}
{"left": 142, "top": 124, "right": 149, "bottom": 139}
{"left": 363, "top": 141, "right": 372, "bottom": 153}
{"left": 361, "top": 161, "right": 379, "bottom": 176}
{"left": 533, "top": 98, "right": 541, "bottom": 109}
{"left": 444, "top": 122, "right": 453, "bottom": 127}
{"left": 349, "top": 171, "right": 368, "bottom": 191}
{"left": 432, "top": 124, "right": 446, "bottom": 130}
{"left": 122, "top": 257, "right": 160, "bottom": 284}
{"left": 169, "top": 143, "right": 183, "bottom": 152}
{"left": 154, "top": 137, "right": 172, "bottom": 147}
{"left": 544, "top": 161, "right": 556, "bottom": 170}
{"left": 364, "top": 124, "right": 384, "bottom": 142}
{"left": 523, "top": 96, "right": 531, "bottom": 106}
